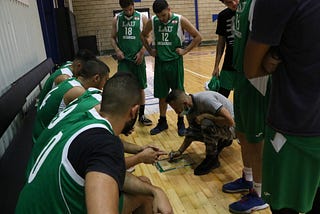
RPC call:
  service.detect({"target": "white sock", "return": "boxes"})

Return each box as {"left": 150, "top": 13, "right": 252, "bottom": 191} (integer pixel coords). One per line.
{"left": 253, "top": 182, "right": 262, "bottom": 197}
{"left": 243, "top": 167, "right": 253, "bottom": 181}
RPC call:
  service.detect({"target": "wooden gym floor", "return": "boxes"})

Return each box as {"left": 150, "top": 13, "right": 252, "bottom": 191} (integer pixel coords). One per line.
{"left": 100, "top": 46, "right": 271, "bottom": 214}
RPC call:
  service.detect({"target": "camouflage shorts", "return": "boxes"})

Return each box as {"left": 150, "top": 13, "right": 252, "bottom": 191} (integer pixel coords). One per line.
{"left": 186, "top": 119, "right": 233, "bottom": 155}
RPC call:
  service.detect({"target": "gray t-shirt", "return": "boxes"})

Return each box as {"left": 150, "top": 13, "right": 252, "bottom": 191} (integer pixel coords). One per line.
{"left": 187, "top": 91, "right": 234, "bottom": 128}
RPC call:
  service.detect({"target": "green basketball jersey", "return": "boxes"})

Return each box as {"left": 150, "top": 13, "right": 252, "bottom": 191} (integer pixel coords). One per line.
{"left": 27, "top": 88, "right": 102, "bottom": 176}
{"left": 233, "top": 0, "right": 252, "bottom": 73}
{"left": 152, "top": 13, "right": 184, "bottom": 61}
{"left": 117, "top": 11, "right": 143, "bottom": 62}
{"left": 33, "top": 78, "right": 83, "bottom": 141}
{"left": 68, "top": 87, "right": 102, "bottom": 108}
{"left": 60, "top": 61, "right": 73, "bottom": 68}
{"left": 16, "top": 108, "right": 114, "bottom": 213}
{"left": 38, "top": 66, "right": 73, "bottom": 105}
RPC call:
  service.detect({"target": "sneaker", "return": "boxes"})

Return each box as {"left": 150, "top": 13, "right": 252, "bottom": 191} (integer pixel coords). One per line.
{"left": 177, "top": 121, "right": 186, "bottom": 136}
{"left": 194, "top": 156, "right": 220, "bottom": 176}
{"left": 139, "top": 115, "right": 152, "bottom": 126}
{"left": 217, "top": 139, "right": 233, "bottom": 153}
{"left": 222, "top": 177, "right": 253, "bottom": 193}
{"left": 150, "top": 120, "right": 168, "bottom": 135}
{"left": 229, "top": 190, "right": 269, "bottom": 213}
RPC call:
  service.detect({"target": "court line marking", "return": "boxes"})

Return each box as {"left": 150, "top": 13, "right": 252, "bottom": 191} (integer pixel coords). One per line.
{"left": 183, "top": 57, "right": 213, "bottom": 61}
{"left": 184, "top": 68, "right": 211, "bottom": 80}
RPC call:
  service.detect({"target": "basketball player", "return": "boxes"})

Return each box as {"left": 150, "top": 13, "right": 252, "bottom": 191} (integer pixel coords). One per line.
{"left": 111, "top": 0, "right": 153, "bottom": 126}
{"left": 141, "top": 0, "right": 202, "bottom": 136}
{"left": 32, "top": 59, "right": 109, "bottom": 141}
{"left": 16, "top": 73, "right": 173, "bottom": 213}
{"left": 37, "top": 49, "right": 96, "bottom": 105}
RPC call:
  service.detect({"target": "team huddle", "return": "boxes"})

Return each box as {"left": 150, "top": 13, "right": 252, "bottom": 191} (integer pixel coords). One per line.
{"left": 15, "top": 0, "right": 320, "bottom": 213}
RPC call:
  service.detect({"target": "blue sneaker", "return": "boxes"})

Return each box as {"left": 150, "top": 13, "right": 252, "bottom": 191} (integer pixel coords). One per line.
{"left": 229, "top": 191, "right": 269, "bottom": 213}
{"left": 222, "top": 177, "right": 253, "bottom": 193}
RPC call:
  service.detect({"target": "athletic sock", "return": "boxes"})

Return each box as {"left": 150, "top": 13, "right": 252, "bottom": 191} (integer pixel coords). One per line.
{"left": 243, "top": 167, "right": 253, "bottom": 181}
{"left": 253, "top": 182, "right": 262, "bottom": 197}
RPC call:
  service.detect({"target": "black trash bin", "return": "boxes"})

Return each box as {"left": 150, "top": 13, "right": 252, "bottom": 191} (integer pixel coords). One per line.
{"left": 78, "top": 35, "right": 99, "bottom": 55}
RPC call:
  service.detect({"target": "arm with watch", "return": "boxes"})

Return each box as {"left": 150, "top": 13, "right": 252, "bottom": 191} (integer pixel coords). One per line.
{"left": 168, "top": 137, "right": 194, "bottom": 160}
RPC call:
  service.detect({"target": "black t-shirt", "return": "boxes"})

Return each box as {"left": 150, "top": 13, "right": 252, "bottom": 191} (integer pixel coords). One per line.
{"left": 251, "top": 0, "right": 320, "bottom": 136}
{"left": 68, "top": 128, "right": 126, "bottom": 191}
{"left": 216, "top": 8, "right": 236, "bottom": 71}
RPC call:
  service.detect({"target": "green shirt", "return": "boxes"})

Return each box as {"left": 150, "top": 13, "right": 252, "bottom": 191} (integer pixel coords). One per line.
{"left": 16, "top": 108, "right": 113, "bottom": 213}
{"left": 27, "top": 88, "right": 102, "bottom": 175}
{"left": 233, "top": 0, "right": 252, "bottom": 73}
{"left": 38, "top": 66, "right": 73, "bottom": 105}
{"left": 153, "top": 13, "right": 184, "bottom": 61}
{"left": 33, "top": 78, "right": 82, "bottom": 141}
{"left": 117, "top": 11, "right": 143, "bottom": 62}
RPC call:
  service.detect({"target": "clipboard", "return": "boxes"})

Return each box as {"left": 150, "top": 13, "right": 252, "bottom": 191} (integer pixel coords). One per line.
{"left": 155, "top": 154, "right": 194, "bottom": 173}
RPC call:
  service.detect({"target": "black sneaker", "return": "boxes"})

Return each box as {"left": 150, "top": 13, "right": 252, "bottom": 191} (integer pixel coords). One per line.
{"left": 139, "top": 115, "right": 152, "bottom": 126}
{"left": 194, "top": 156, "right": 220, "bottom": 176}
{"left": 217, "top": 139, "right": 233, "bottom": 153}
{"left": 150, "top": 120, "right": 168, "bottom": 135}
{"left": 177, "top": 121, "right": 186, "bottom": 136}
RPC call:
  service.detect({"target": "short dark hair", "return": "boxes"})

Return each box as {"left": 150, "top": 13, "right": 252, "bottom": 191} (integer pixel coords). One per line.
{"left": 101, "top": 72, "right": 141, "bottom": 116}
{"left": 119, "top": 0, "right": 134, "bottom": 8}
{"left": 166, "top": 89, "right": 185, "bottom": 103}
{"left": 77, "top": 59, "right": 109, "bottom": 78}
{"left": 153, "top": 0, "right": 169, "bottom": 14}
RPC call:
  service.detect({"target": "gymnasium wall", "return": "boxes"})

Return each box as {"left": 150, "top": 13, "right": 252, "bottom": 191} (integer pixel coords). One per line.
{"left": 0, "top": 0, "right": 46, "bottom": 157}
{"left": 72, "top": 0, "right": 226, "bottom": 54}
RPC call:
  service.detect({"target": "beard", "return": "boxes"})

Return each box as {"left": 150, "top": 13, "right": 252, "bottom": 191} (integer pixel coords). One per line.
{"left": 121, "top": 113, "right": 138, "bottom": 136}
